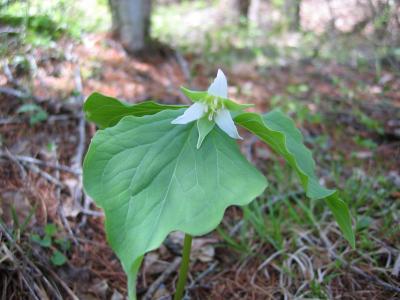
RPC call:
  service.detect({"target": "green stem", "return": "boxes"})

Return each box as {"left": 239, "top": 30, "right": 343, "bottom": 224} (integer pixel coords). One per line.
{"left": 173, "top": 233, "right": 192, "bottom": 300}
{"left": 127, "top": 273, "right": 137, "bottom": 300}
{"left": 126, "top": 255, "right": 144, "bottom": 300}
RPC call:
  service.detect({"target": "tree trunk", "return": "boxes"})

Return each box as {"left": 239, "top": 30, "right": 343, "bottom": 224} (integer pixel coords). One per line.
{"left": 248, "top": 0, "right": 261, "bottom": 25}
{"left": 108, "top": 0, "right": 152, "bottom": 54}
{"left": 284, "top": 0, "right": 301, "bottom": 31}
{"left": 220, "top": 0, "right": 251, "bottom": 22}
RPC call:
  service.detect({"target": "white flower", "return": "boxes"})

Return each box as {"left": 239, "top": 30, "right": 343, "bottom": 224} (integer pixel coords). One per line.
{"left": 208, "top": 69, "right": 228, "bottom": 98}
{"left": 171, "top": 69, "right": 242, "bottom": 140}
{"left": 170, "top": 102, "right": 208, "bottom": 125}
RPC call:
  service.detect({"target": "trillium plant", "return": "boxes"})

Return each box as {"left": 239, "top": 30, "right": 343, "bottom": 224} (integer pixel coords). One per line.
{"left": 83, "top": 70, "right": 355, "bottom": 300}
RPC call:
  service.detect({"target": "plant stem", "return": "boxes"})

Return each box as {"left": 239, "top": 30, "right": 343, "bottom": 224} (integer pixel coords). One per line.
{"left": 127, "top": 256, "right": 144, "bottom": 300}
{"left": 173, "top": 233, "right": 193, "bottom": 300}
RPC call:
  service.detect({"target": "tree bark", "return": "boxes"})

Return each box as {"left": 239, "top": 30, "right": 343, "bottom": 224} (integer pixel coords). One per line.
{"left": 108, "top": 0, "right": 152, "bottom": 54}
{"left": 284, "top": 0, "right": 301, "bottom": 31}
{"left": 248, "top": 0, "right": 261, "bottom": 25}
{"left": 220, "top": 0, "right": 251, "bottom": 22}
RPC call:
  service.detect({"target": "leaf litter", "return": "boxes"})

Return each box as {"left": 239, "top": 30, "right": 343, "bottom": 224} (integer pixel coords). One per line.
{"left": 0, "top": 32, "right": 399, "bottom": 299}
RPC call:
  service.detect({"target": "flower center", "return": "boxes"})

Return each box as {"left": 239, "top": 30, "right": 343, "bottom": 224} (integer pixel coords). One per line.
{"left": 202, "top": 96, "right": 225, "bottom": 121}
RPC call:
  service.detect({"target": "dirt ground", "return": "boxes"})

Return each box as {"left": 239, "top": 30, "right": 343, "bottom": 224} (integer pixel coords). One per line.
{"left": 1, "top": 33, "right": 399, "bottom": 299}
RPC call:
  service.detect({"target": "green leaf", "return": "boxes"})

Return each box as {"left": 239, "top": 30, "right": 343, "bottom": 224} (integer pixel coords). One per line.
{"left": 84, "top": 92, "right": 185, "bottom": 128}
{"left": 83, "top": 109, "right": 267, "bottom": 299}
{"left": 17, "top": 103, "right": 43, "bottom": 113}
{"left": 235, "top": 110, "right": 355, "bottom": 248}
{"left": 55, "top": 238, "right": 71, "bottom": 251}
{"left": 196, "top": 117, "right": 214, "bottom": 149}
{"left": 31, "top": 234, "right": 51, "bottom": 248}
{"left": 17, "top": 103, "right": 48, "bottom": 125}
{"left": 29, "top": 110, "right": 48, "bottom": 125}
{"left": 50, "top": 250, "right": 67, "bottom": 266}
{"left": 44, "top": 223, "right": 57, "bottom": 236}
{"left": 355, "top": 216, "right": 373, "bottom": 232}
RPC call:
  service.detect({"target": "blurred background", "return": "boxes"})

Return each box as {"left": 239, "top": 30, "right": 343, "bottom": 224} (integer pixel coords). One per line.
{"left": 0, "top": 0, "right": 399, "bottom": 299}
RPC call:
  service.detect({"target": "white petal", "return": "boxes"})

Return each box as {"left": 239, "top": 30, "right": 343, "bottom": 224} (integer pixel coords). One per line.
{"left": 207, "top": 69, "right": 228, "bottom": 98}
{"left": 171, "top": 102, "right": 207, "bottom": 124}
{"left": 215, "top": 109, "right": 242, "bottom": 139}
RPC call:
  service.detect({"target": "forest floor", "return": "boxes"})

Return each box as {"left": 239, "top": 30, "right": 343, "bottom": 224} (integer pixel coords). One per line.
{"left": 1, "top": 32, "right": 400, "bottom": 299}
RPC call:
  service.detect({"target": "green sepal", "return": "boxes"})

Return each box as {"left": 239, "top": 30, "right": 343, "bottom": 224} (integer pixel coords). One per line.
{"left": 221, "top": 97, "right": 254, "bottom": 111}
{"left": 196, "top": 117, "right": 215, "bottom": 149}
{"left": 180, "top": 86, "right": 207, "bottom": 102}
{"left": 180, "top": 86, "right": 253, "bottom": 111}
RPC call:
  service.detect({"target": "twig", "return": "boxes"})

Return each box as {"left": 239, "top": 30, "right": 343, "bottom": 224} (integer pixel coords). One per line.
{"left": 3, "top": 149, "right": 67, "bottom": 190}
{"left": 3, "top": 62, "right": 16, "bottom": 84}
{"left": 71, "top": 66, "right": 91, "bottom": 231}
{"left": 188, "top": 261, "right": 218, "bottom": 289}
{"left": 143, "top": 257, "right": 182, "bottom": 300}
{"left": 0, "top": 223, "right": 63, "bottom": 299}
{"left": 74, "top": 237, "right": 109, "bottom": 248}
{"left": 0, "top": 86, "right": 29, "bottom": 99}
{"left": 1, "top": 62, "right": 50, "bottom": 105}
{"left": 0, "top": 115, "right": 79, "bottom": 126}
{"left": 23, "top": 163, "right": 64, "bottom": 187}
{"left": 70, "top": 67, "right": 85, "bottom": 205}
{"left": 2, "top": 240, "right": 41, "bottom": 300}
{"left": 392, "top": 254, "right": 400, "bottom": 277}
{"left": 0, "top": 151, "right": 81, "bottom": 175}
{"left": 172, "top": 49, "right": 192, "bottom": 105}
{"left": 0, "top": 117, "right": 21, "bottom": 125}
{"left": 1, "top": 148, "right": 27, "bottom": 179}
{"left": 80, "top": 208, "right": 103, "bottom": 217}
{"left": 243, "top": 135, "right": 258, "bottom": 163}
{"left": 46, "top": 268, "right": 79, "bottom": 300}
{"left": 174, "top": 50, "right": 192, "bottom": 85}
{"left": 78, "top": 194, "right": 92, "bottom": 229}
{"left": 252, "top": 249, "right": 286, "bottom": 284}
{"left": 54, "top": 153, "right": 78, "bottom": 246}
{"left": 319, "top": 228, "right": 400, "bottom": 293}
{"left": 19, "top": 274, "right": 41, "bottom": 300}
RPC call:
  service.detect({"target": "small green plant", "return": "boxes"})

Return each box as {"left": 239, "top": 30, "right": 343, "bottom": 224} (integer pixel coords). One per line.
{"left": 82, "top": 70, "right": 355, "bottom": 299}
{"left": 354, "top": 109, "right": 384, "bottom": 134}
{"left": 17, "top": 103, "right": 48, "bottom": 125}
{"left": 353, "top": 136, "right": 378, "bottom": 150}
{"left": 8, "top": 204, "right": 36, "bottom": 241}
{"left": 31, "top": 223, "right": 69, "bottom": 266}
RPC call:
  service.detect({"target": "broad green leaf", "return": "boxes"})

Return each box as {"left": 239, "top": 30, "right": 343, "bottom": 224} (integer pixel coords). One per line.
{"left": 83, "top": 109, "right": 267, "bottom": 299}
{"left": 196, "top": 117, "right": 214, "bottom": 149}
{"left": 235, "top": 110, "right": 355, "bottom": 248}
{"left": 84, "top": 92, "right": 185, "bottom": 128}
